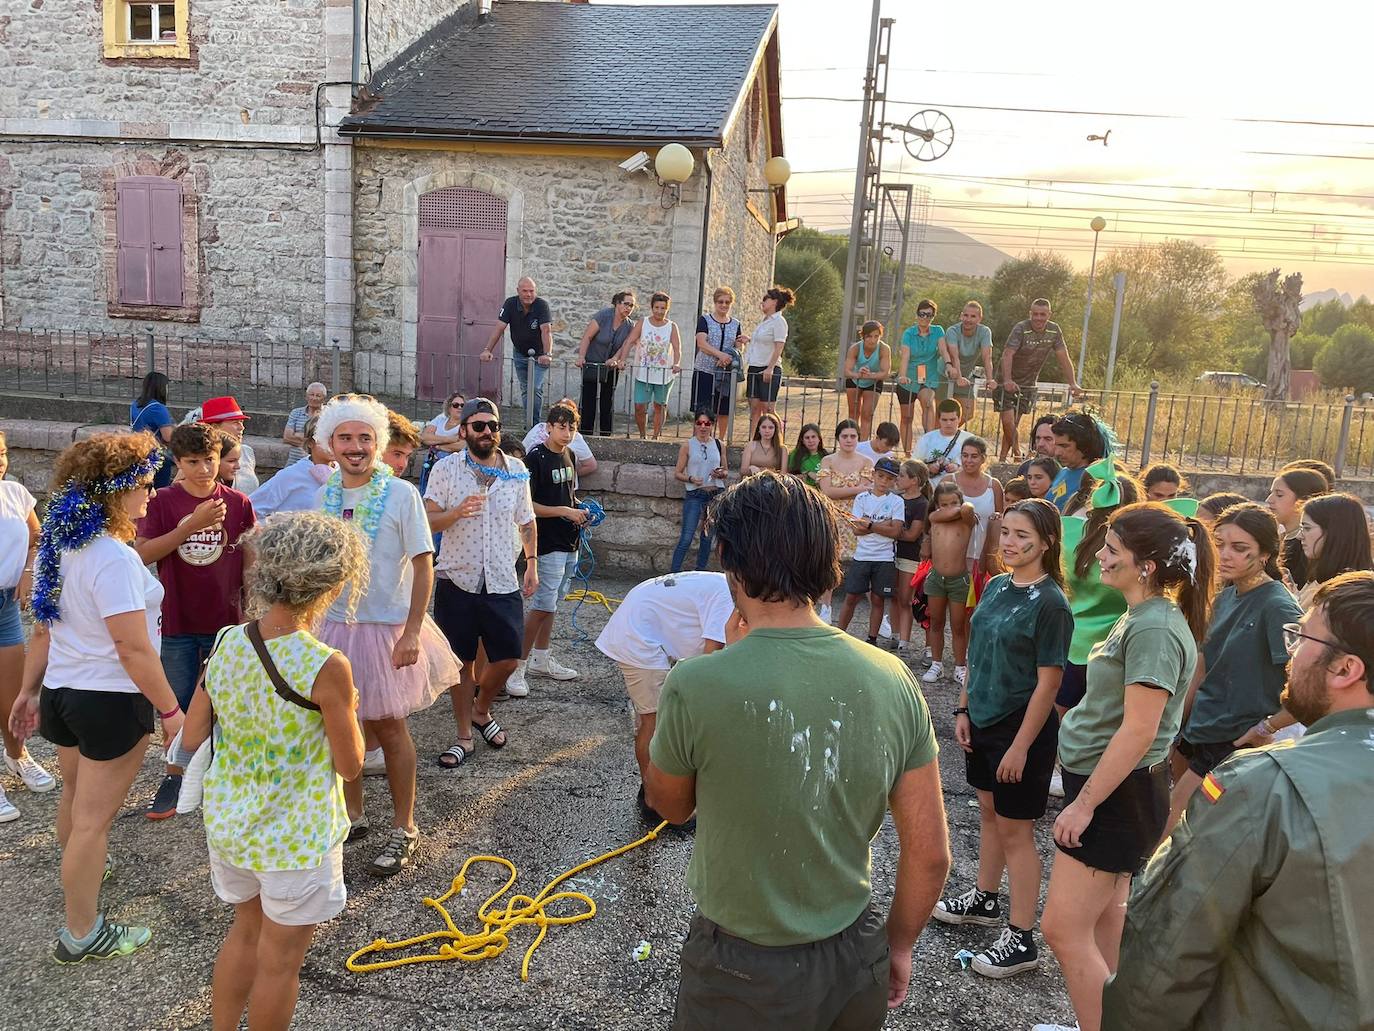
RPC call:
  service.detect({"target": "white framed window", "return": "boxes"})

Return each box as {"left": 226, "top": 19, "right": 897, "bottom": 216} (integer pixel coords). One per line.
{"left": 127, "top": 2, "right": 178, "bottom": 43}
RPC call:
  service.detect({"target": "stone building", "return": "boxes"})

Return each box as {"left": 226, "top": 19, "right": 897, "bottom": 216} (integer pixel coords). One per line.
{"left": 0, "top": 0, "right": 787, "bottom": 404}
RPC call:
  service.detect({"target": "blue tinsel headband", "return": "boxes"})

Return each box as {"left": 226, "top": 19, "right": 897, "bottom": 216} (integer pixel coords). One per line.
{"left": 31, "top": 449, "right": 163, "bottom": 625}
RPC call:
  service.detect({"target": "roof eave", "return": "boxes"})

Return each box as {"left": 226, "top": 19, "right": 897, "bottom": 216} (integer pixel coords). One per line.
{"left": 337, "top": 124, "right": 724, "bottom": 149}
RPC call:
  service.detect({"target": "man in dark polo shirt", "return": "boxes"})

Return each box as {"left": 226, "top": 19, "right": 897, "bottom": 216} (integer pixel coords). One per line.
{"left": 481, "top": 275, "right": 553, "bottom": 425}
{"left": 646, "top": 472, "right": 952, "bottom": 1029}
{"left": 995, "top": 298, "right": 1084, "bottom": 462}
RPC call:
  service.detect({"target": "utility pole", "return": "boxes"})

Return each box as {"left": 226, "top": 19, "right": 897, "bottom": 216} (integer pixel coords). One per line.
{"left": 836, "top": 0, "right": 894, "bottom": 388}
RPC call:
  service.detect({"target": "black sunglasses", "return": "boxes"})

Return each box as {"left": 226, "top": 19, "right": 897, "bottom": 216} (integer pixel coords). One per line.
{"left": 467, "top": 419, "right": 501, "bottom": 433}
{"left": 917, "top": 310, "right": 935, "bottom": 317}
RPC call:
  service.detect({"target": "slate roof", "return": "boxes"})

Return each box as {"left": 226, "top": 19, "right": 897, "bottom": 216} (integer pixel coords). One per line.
{"left": 340, "top": 1, "right": 780, "bottom": 147}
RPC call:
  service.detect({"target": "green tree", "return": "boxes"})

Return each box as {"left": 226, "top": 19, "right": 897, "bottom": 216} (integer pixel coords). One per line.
{"left": 1301, "top": 298, "right": 1349, "bottom": 337}
{"left": 1289, "top": 332, "right": 1329, "bottom": 371}
{"left": 1314, "top": 323, "right": 1374, "bottom": 394}
{"left": 774, "top": 245, "right": 844, "bottom": 376}
{"left": 988, "top": 251, "right": 1075, "bottom": 343}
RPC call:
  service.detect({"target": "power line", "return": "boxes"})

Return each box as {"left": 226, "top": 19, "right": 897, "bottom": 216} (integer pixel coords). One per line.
{"left": 780, "top": 94, "right": 1374, "bottom": 131}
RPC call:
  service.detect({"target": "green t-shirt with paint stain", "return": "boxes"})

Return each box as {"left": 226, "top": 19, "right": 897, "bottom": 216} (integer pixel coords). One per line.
{"left": 650, "top": 625, "right": 938, "bottom": 946}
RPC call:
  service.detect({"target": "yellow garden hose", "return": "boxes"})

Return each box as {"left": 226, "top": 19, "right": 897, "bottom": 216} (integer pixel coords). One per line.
{"left": 346, "top": 820, "right": 668, "bottom": 981}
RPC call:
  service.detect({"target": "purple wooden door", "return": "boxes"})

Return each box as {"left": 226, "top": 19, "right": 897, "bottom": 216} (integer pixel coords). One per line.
{"left": 148, "top": 179, "right": 184, "bottom": 306}
{"left": 416, "top": 188, "right": 508, "bottom": 403}
{"left": 116, "top": 180, "right": 152, "bottom": 304}
{"left": 116, "top": 176, "right": 182, "bottom": 306}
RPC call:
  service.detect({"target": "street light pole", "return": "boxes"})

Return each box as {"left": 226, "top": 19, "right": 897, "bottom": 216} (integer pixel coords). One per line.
{"left": 1078, "top": 215, "right": 1107, "bottom": 377}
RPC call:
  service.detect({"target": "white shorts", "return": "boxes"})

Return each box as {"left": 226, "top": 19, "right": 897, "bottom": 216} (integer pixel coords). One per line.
{"left": 208, "top": 844, "right": 346, "bottom": 926}
{"left": 618, "top": 662, "right": 670, "bottom": 717}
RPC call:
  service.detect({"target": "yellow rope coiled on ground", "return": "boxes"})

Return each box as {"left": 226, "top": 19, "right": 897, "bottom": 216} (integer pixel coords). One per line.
{"left": 346, "top": 820, "right": 668, "bottom": 981}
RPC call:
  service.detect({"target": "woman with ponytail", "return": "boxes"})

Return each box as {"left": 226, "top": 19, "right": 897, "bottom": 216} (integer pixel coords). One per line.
{"left": 1163, "top": 503, "right": 1300, "bottom": 836}
{"left": 1037, "top": 502, "right": 1215, "bottom": 1031}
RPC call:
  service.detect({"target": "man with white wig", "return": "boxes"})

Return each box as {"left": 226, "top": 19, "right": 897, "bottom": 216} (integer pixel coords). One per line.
{"left": 313, "top": 393, "right": 460, "bottom": 877}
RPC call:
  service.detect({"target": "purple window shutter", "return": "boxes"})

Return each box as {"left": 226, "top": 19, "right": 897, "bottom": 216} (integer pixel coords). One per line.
{"left": 116, "top": 180, "right": 152, "bottom": 305}
{"left": 148, "top": 180, "right": 183, "bottom": 306}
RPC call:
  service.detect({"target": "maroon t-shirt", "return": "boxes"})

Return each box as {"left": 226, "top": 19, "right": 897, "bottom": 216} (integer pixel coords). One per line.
{"left": 136, "top": 482, "right": 256, "bottom": 636}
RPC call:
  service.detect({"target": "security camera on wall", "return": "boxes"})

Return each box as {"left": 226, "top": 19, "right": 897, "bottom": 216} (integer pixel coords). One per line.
{"left": 619, "top": 151, "right": 651, "bottom": 175}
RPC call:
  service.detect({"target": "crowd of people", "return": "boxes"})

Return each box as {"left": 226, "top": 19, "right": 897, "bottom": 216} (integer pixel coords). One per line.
{"left": 1, "top": 285, "right": 1372, "bottom": 1030}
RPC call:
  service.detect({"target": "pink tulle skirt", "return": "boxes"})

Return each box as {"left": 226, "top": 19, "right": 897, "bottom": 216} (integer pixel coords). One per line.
{"left": 318, "top": 614, "right": 461, "bottom": 721}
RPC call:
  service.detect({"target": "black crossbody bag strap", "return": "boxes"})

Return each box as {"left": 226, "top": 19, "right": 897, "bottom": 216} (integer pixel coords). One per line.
{"left": 245, "top": 620, "right": 321, "bottom": 712}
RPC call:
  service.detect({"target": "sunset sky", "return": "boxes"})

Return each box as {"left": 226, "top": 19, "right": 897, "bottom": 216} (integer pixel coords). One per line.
{"left": 642, "top": 0, "right": 1374, "bottom": 297}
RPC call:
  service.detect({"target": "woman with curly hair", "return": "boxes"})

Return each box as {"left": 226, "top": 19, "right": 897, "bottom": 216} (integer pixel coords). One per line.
{"left": 8, "top": 432, "right": 183, "bottom": 963}
{"left": 180, "top": 511, "right": 367, "bottom": 1031}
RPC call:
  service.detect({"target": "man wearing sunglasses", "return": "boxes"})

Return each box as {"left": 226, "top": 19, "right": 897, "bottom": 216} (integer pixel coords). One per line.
{"left": 996, "top": 299, "right": 1084, "bottom": 462}
{"left": 1102, "top": 570, "right": 1374, "bottom": 1031}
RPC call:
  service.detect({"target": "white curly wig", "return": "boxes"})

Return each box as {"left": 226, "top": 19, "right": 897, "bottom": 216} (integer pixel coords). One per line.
{"left": 313, "top": 393, "right": 391, "bottom": 459}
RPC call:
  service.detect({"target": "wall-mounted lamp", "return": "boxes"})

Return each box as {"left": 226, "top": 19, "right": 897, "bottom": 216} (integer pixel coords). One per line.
{"left": 748, "top": 155, "right": 792, "bottom": 195}
{"left": 655, "top": 143, "right": 695, "bottom": 208}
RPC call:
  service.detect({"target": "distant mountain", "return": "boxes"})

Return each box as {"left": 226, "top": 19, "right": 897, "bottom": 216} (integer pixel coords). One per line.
{"left": 1301, "top": 288, "right": 1355, "bottom": 310}
{"left": 916, "top": 225, "right": 1013, "bottom": 278}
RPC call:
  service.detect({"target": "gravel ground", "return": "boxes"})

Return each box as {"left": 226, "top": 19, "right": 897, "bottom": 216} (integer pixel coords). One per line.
{"left": 0, "top": 578, "right": 1073, "bottom": 1030}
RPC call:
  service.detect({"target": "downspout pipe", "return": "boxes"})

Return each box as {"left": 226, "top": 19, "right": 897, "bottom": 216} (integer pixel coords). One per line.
{"left": 351, "top": 0, "right": 363, "bottom": 98}
{"left": 695, "top": 151, "right": 714, "bottom": 328}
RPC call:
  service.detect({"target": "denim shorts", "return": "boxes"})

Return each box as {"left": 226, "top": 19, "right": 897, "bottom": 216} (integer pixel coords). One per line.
{"left": 925, "top": 569, "right": 971, "bottom": 599}
{"left": 0, "top": 588, "right": 23, "bottom": 648}
{"left": 531, "top": 550, "right": 580, "bottom": 613}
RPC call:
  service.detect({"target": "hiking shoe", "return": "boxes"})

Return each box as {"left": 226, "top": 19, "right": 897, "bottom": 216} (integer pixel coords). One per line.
{"left": 637, "top": 783, "right": 664, "bottom": 824}
{"left": 0, "top": 786, "right": 18, "bottom": 823}
{"left": 5, "top": 749, "right": 56, "bottom": 793}
{"left": 932, "top": 887, "right": 1001, "bottom": 926}
{"left": 503, "top": 662, "right": 530, "bottom": 698}
{"left": 369, "top": 827, "right": 419, "bottom": 877}
{"left": 922, "top": 661, "right": 945, "bottom": 684}
{"left": 346, "top": 814, "right": 370, "bottom": 843}
{"left": 53, "top": 918, "right": 151, "bottom": 965}
{"left": 1049, "top": 766, "right": 1065, "bottom": 799}
{"left": 528, "top": 653, "right": 579, "bottom": 681}
{"left": 145, "top": 774, "right": 182, "bottom": 821}
{"left": 362, "top": 747, "right": 387, "bottom": 776}
{"left": 972, "top": 926, "right": 1040, "bottom": 978}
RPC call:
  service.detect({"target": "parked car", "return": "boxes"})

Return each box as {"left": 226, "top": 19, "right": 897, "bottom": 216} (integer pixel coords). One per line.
{"left": 1196, "top": 370, "right": 1262, "bottom": 391}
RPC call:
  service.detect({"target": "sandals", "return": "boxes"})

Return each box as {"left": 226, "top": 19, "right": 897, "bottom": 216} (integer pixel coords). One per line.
{"left": 369, "top": 827, "right": 419, "bottom": 878}
{"left": 472, "top": 716, "right": 508, "bottom": 749}
{"left": 436, "top": 741, "right": 474, "bottom": 769}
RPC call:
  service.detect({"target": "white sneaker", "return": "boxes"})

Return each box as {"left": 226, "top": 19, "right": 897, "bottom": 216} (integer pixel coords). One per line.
{"left": 1031, "top": 1024, "right": 1080, "bottom": 1031}
{"left": 528, "top": 653, "right": 580, "bottom": 681}
{"left": 0, "top": 785, "right": 18, "bottom": 823}
{"left": 504, "top": 661, "right": 530, "bottom": 698}
{"left": 4, "top": 749, "right": 56, "bottom": 793}
{"left": 1048, "top": 766, "right": 1065, "bottom": 799}
{"left": 362, "top": 747, "right": 387, "bottom": 776}
{"left": 922, "top": 661, "right": 944, "bottom": 684}
{"left": 879, "top": 615, "right": 894, "bottom": 640}
{"left": 819, "top": 603, "right": 832, "bottom": 624}
{"left": 954, "top": 665, "right": 968, "bottom": 686}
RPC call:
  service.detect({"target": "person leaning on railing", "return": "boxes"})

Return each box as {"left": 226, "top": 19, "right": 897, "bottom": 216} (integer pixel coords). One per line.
{"left": 574, "top": 291, "right": 637, "bottom": 436}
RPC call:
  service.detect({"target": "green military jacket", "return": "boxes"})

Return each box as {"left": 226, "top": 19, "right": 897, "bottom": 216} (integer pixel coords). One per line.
{"left": 1102, "top": 707, "right": 1374, "bottom": 1031}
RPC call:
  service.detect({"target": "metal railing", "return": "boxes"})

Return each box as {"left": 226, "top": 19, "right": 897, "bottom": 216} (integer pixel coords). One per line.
{"left": 2, "top": 327, "right": 1371, "bottom": 478}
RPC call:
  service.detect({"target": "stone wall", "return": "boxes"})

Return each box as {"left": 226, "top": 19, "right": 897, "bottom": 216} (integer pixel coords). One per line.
{"left": 0, "top": 142, "right": 325, "bottom": 342}
{"left": 366, "top": 0, "right": 475, "bottom": 72}
{"left": 0, "top": 0, "right": 325, "bottom": 129}
{"left": 703, "top": 74, "right": 778, "bottom": 332}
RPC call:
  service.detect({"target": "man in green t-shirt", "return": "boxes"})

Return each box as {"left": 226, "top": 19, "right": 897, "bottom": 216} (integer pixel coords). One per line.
{"left": 647, "top": 472, "right": 949, "bottom": 1030}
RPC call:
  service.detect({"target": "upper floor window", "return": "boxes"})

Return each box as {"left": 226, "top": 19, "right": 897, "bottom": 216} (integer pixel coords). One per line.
{"left": 103, "top": 0, "right": 190, "bottom": 60}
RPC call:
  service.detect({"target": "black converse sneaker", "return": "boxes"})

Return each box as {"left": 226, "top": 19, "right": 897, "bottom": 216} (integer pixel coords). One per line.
{"left": 972, "top": 925, "right": 1040, "bottom": 978}
{"left": 931, "top": 887, "right": 1001, "bottom": 926}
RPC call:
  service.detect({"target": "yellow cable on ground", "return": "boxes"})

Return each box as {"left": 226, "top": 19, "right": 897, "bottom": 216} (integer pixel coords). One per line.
{"left": 346, "top": 820, "right": 668, "bottom": 981}
{"left": 563, "top": 588, "right": 620, "bottom": 613}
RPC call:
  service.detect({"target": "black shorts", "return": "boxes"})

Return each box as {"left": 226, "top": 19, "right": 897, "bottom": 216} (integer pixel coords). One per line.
{"left": 746, "top": 365, "right": 782, "bottom": 403}
{"left": 1057, "top": 762, "right": 1169, "bottom": 875}
{"left": 894, "top": 383, "right": 935, "bottom": 406}
{"left": 1175, "top": 738, "right": 1237, "bottom": 778}
{"left": 965, "top": 705, "right": 1060, "bottom": 820}
{"left": 432, "top": 577, "right": 524, "bottom": 663}
{"left": 843, "top": 559, "right": 896, "bottom": 597}
{"left": 690, "top": 369, "right": 732, "bottom": 416}
{"left": 844, "top": 379, "right": 885, "bottom": 395}
{"left": 39, "top": 686, "right": 154, "bottom": 761}
{"left": 1056, "top": 661, "right": 1088, "bottom": 709}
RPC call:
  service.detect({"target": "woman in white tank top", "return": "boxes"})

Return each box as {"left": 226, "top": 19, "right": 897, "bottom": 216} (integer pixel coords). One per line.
{"left": 612, "top": 291, "right": 682, "bottom": 440}
{"left": 953, "top": 436, "right": 1003, "bottom": 571}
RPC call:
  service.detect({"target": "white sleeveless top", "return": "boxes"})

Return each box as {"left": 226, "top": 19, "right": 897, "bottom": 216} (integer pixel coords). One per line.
{"left": 634, "top": 318, "right": 676, "bottom": 384}
{"left": 964, "top": 479, "right": 998, "bottom": 561}
{"left": 684, "top": 437, "right": 724, "bottom": 491}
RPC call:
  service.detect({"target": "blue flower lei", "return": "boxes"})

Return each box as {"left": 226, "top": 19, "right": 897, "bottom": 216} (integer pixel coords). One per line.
{"left": 32, "top": 450, "right": 163, "bottom": 625}
{"left": 464, "top": 452, "right": 529, "bottom": 482}
{"left": 322, "top": 464, "right": 393, "bottom": 542}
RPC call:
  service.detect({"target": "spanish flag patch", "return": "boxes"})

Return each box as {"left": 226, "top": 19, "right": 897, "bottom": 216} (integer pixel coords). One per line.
{"left": 1200, "top": 773, "right": 1225, "bottom": 803}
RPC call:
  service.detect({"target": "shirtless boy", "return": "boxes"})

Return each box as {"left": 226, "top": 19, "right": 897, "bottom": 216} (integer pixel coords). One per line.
{"left": 923, "top": 481, "right": 975, "bottom": 687}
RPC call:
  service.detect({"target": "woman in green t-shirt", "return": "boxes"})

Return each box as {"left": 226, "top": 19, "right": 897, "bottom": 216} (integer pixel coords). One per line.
{"left": 935, "top": 499, "right": 1072, "bottom": 980}
{"left": 1039, "top": 502, "right": 1215, "bottom": 1031}
{"left": 787, "top": 423, "right": 827, "bottom": 487}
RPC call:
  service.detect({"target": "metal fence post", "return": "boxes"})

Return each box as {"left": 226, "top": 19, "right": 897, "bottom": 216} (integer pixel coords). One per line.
{"left": 1334, "top": 394, "right": 1356, "bottom": 479}
{"left": 330, "top": 339, "right": 341, "bottom": 394}
{"left": 526, "top": 348, "right": 537, "bottom": 428}
{"left": 1139, "top": 381, "right": 1160, "bottom": 468}
{"left": 144, "top": 325, "right": 155, "bottom": 376}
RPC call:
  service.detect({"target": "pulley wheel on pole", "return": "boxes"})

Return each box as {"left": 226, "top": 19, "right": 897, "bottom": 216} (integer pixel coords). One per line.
{"left": 901, "top": 110, "right": 954, "bottom": 162}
